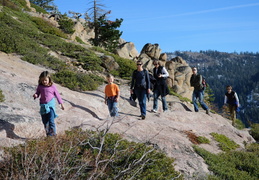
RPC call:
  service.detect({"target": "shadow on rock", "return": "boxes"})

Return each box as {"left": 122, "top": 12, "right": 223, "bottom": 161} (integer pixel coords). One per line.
{"left": 168, "top": 101, "right": 192, "bottom": 112}
{"left": 64, "top": 99, "right": 103, "bottom": 120}
{"left": 0, "top": 119, "right": 26, "bottom": 140}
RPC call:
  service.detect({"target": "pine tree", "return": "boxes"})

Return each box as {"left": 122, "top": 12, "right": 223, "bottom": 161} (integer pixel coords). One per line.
{"left": 86, "top": 0, "right": 123, "bottom": 52}
{"left": 29, "top": 0, "right": 55, "bottom": 11}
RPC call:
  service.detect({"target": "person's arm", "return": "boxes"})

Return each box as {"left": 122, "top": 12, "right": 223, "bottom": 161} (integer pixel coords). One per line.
{"left": 116, "top": 91, "right": 120, "bottom": 102}
{"left": 60, "top": 103, "right": 65, "bottom": 110}
{"left": 33, "top": 85, "right": 40, "bottom": 99}
{"left": 53, "top": 85, "right": 63, "bottom": 105}
{"left": 161, "top": 67, "right": 169, "bottom": 78}
{"left": 199, "top": 75, "right": 203, "bottom": 85}
{"left": 104, "top": 95, "right": 108, "bottom": 104}
{"left": 130, "top": 71, "right": 135, "bottom": 94}
{"left": 224, "top": 95, "right": 227, "bottom": 105}
{"left": 234, "top": 92, "right": 240, "bottom": 107}
{"left": 190, "top": 75, "right": 194, "bottom": 87}
{"left": 54, "top": 86, "right": 65, "bottom": 110}
{"left": 145, "top": 70, "right": 151, "bottom": 93}
{"left": 104, "top": 85, "right": 108, "bottom": 104}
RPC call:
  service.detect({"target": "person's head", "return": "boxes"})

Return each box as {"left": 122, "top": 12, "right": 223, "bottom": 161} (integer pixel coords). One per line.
{"left": 136, "top": 60, "right": 143, "bottom": 69}
{"left": 106, "top": 74, "right": 114, "bottom": 84}
{"left": 153, "top": 59, "right": 160, "bottom": 67}
{"left": 226, "top": 85, "right": 232, "bottom": 93}
{"left": 38, "top": 71, "right": 53, "bottom": 86}
{"left": 192, "top": 67, "right": 198, "bottom": 75}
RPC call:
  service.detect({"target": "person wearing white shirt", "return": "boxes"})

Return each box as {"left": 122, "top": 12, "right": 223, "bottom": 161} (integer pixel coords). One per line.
{"left": 151, "top": 60, "right": 169, "bottom": 113}
{"left": 224, "top": 85, "right": 240, "bottom": 126}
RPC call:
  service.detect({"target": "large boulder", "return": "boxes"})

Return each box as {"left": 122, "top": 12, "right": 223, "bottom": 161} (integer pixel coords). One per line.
{"left": 25, "top": 0, "right": 36, "bottom": 12}
{"left": 101, "top": 55, "right": 119, "bottom": 72}
{"left": 166, "top": 56, "right": 193, "bottom": 99}
{"left": 70, "top": 20, "right": 94, "bottom": 45}
{"left": 115, "top": 42, "right": 139, "bottom": 59}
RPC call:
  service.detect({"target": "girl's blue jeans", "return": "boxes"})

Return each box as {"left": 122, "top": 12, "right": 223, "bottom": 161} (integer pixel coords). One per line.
{"left": 41, "top": 107, "right": 56, "bottom": 136}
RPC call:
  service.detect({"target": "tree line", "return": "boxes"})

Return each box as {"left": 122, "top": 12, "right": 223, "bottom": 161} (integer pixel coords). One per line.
{"left": 167, "top": 50, "right": 259, "bottom": 126}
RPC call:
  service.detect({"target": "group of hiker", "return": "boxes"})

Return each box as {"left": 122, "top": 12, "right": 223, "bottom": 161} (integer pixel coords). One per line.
{"left": 33, "top": 60, "right": 240, "bottom": 137}
{"left": 104, "top": 60, "right": 240, "bottom": 125}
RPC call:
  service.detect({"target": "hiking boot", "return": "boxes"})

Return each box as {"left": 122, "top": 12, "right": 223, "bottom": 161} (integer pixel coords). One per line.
{"left": 151, "top": 109, "right": 157, "bottom": 113}
{"left": 206, "top": 109, "right": 210, "bottom": 115}
{"left": 141, "top": 115, "right": 146, "bottom": 120}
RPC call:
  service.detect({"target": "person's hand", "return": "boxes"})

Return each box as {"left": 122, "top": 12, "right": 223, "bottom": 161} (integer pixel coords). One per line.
{"left": 104, "top": 99, "right": 107, "bottom": 105}
{"left": 147, "top": 89, "right": 151, "bottom": 94}
{"left": 60, "top": 104, "right": 65, "bottom": 110}
{"left": 33, "top": 94, "right": 38, "bottom": 99}
{"left": 130, "top": 89, "right": 133, "bottom": 94}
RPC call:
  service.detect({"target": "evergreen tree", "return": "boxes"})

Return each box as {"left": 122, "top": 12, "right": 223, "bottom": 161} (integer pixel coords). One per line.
{"left": 29, "top": 0, "right": 55, "bottom": 12}
{"left": 86, "top": 0, "right": 123, "bottom": 52}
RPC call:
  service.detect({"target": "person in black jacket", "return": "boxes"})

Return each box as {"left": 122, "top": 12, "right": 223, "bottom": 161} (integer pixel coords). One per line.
{"left": 151, "top": 60, "right": 169, "bottom": 113}
{"left": 130, "top": 60, "right": 151, "bottom": 120}
{"left": 224, "top": 85, "right": 240, "bottom": 126}
{"left": 190, "top": 67, "right": 209, "bottom": 114}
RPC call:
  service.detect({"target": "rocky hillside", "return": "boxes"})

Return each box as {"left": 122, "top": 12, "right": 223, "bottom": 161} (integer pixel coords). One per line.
{"left": 0, "top": 52, "right": 255, "bottom": 179}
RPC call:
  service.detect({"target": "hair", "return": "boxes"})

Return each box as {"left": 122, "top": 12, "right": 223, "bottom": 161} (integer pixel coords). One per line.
{"left": 153, "top": 59, "right": 160, "bottom": 65}
{"left": 106, "top": 74, "right": 114, "bottom": 79}
{"left": 226, "top": 85, "right": 232, "bottom": 90}
{"left": 136, "top": 60, "right": 143, "bottom": 65}
{"left": 38, "top": 71, "right": 53, "bottom": 86}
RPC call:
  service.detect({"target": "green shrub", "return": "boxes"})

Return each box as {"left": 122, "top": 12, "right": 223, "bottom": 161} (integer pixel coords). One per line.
{"left": 194, "top": 145, "right": 259, "bottom": 180}
{"left": 246, "top": 143, "right": 259, "bottom": 156}
{"left": 30, "top": 3, "right": 48, "bottom": 13}
{"left": 0, "top": 128, "right": 183, "bottom": 179}
{"left": 0, "top": 89, "right": 5, "bottom": 102}
{"left": 90, "top": 47, "right": 136, "bottom": 79}
{"left": 197, "top": 136, "right": 210, "bottom": 144}
{"left": 30, "top": 16, "right": 67, "bottom": 38}
{"left": 0, "top": 0, "right": 20, "bottom": 11}
{"left": 210, "top": 132, "right": 240, "bottom": 152}
{"left": 250, "top": 123, "right": 259, "bottom": 141}
{"left": 53, "top": 70, "right": 103, "bottom": 91}
{"left": 58, "top": 16, "right": 75, "bottom": 34}
{"left": 235, "top": 118, "right": 245, "bottom": 129}
{"left": 75, "top": 36, "right": 85, "bottom": 44}
{"left": 110, "top": 54, "right": 136, "bottom": 79}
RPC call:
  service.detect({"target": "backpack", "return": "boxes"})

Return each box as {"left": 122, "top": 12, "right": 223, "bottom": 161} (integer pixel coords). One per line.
{"left": 202, "top": 76, "right": 207, "bottom": 88}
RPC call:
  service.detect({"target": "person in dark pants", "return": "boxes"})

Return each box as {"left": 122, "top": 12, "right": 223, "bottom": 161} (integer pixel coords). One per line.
{"left": 224, "top": 85, "right": 240, "bottom": 126}
{"left": 151, "top": 59, "right": 169, "bottom": 113}
{"left": 190, "top": 67, "right": 210, "bottom": 114}
{"left": 130, "top": 60, "right": 151, "bottom": 120}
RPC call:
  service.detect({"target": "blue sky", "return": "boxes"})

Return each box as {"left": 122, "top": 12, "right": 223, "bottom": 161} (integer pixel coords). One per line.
{"left": 54, "top": 0, "right": 259, "bottom": 53}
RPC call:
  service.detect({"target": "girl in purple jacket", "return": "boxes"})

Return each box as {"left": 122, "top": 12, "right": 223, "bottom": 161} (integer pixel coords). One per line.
{"left": 33, "top": 71, "right": 64, "bottom": 136}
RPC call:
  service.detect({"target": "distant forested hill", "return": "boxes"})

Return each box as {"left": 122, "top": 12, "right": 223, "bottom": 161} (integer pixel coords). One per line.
{"left": 166, "top": 50, "right": 259, "bottom": 126}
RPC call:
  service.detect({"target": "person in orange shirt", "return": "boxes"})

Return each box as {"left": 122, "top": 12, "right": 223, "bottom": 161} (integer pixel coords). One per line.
{"left": 104, "top": 74, "right": 120, "bottom": 117}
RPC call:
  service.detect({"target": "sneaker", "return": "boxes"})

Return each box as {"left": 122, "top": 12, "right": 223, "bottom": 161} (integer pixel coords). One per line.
{"left": 141, "top": 115, "right": 145, "bottom": 120}
{"left": 163, "top": 110, "right": 168, "bottom": 113}
{"left": 206, "top": 109, "right": 210, "bottom": 115}
{"left": 151, "top": 109, "right": 157, "bottom": 113}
